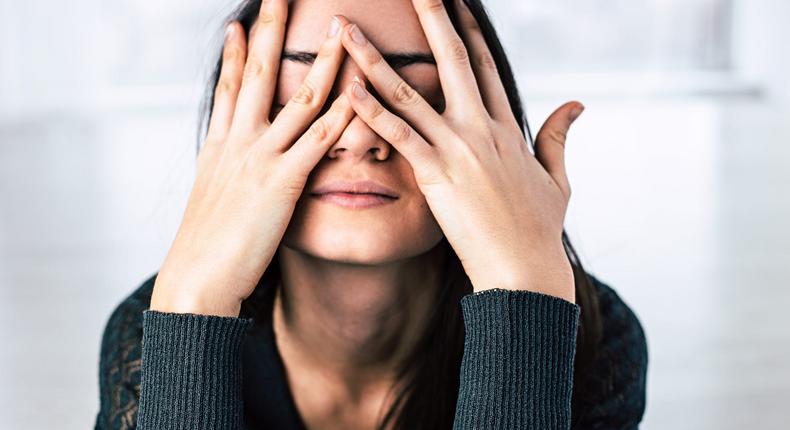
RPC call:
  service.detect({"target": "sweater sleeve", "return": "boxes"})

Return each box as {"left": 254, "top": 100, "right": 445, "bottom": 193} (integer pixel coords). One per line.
{"left": 453, "top": 288, "right": 581, "bottom": 430}
{"left": 136, "top": 310, "right": 253, "bottom": 429}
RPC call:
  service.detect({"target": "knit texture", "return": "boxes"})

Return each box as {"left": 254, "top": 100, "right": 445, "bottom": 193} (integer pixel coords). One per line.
{"left": 453, "top": 288, "right": 580, "bottom": 429}
{"left": 95, "top": 273, "right": 647, "bottom": 429}
{"left": 137, "top": 311, "right": 253, "bottom": 429}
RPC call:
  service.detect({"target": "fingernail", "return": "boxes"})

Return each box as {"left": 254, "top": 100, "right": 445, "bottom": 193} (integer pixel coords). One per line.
{"left": 351, "top": 81, "right": 368, "bottom": 99}
{"left": 225, "top": 23, "right": 235, "bottom": 40}
{"left": 327, "top": 16, "right": 340, "bottom": 37}
{"left": 350, "top": 24, "right": 367, "bottom": 45}
{"left": 569, "top": 104, "right": 585, "bottom": 123}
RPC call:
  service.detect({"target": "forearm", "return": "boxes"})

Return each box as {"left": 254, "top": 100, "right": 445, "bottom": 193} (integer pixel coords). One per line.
{"left": 137, "top": 310, "right": 252, "bottom": 429}
{"left": 453, "top": 288, "right": 581, "bottom": 430}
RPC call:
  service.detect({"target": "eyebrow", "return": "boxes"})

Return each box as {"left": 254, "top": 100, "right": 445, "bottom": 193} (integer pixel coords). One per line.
{"left": 282, "top": 50, "right": 436, "bottom": 68}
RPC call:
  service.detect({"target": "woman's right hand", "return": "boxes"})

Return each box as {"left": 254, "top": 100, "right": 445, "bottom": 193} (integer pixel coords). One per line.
{"left": 150, "top": 1, "right": 352, "bottom": 317}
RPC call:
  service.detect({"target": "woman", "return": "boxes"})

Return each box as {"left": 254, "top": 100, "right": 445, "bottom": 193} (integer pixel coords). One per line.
{"left": 95, "top": 0, "right": 648, "bottom": 428}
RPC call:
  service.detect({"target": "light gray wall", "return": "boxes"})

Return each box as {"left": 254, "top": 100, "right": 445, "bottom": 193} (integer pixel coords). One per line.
{"left": 731, "top": 0, "right": 790, "bottom": 104}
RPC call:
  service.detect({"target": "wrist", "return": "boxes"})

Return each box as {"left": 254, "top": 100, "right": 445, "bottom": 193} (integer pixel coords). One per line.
{"left": 150, "top": 279, "right": 243, "bottom": 317}
{"left": 472, "top": 245, "right": 575, "bottom": 303}
{"left": 150, "top": 293, "right": 242, "bottom": 317}
{"left": 517, "top": 259, "right": 575, "bottom": 303}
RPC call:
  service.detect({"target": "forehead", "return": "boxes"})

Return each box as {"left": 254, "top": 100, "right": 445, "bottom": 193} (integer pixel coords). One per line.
{"left": 285, "top": 0, "right": 431, "bottom": 52}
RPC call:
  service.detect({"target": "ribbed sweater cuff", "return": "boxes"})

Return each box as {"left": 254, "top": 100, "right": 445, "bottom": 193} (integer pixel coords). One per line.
{"left": 137, "top": 310, "right": 253, "bottom": 430}
{"left": 453, "top": 288, "right": 581, "bottom": 430}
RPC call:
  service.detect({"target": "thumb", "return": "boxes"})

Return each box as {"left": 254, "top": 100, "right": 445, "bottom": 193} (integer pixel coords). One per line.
{"left": 533, "top": 101, "right": 584, "bottom": 199}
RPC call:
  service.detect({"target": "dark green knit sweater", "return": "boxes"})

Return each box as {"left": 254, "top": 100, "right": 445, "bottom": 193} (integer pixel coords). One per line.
{"left": 95, "top": 273, "right": 648, "bottom": 429}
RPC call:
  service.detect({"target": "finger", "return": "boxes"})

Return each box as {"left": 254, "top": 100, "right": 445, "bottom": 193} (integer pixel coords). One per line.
{"left": 197, "top": 21, "right": 247, "bottom": 186}
{"left": 453, "top": 0, "right": 512, "bottom": 123}
{"left": 534, "top": 101, "right": 584, "bottom": 199}
{"left": 338, "top": 20, "right": 453, "bottom": 144}
{"left": 410, "top": 0, "right": 485, "bottom": 115}
{"left": 345, "top": 80, "right": 441, "bottom": 178}
{"left": 206, "top": 22, "right": 246, "bottom": 142}
{"left": 231, "top": 0, "right": 288, "bottom": 133}
{"left": 278, "top": 93, "right": 355, "bottom": 174}
{"left": 266, "top": 16, "right": 347, "bottom": 153}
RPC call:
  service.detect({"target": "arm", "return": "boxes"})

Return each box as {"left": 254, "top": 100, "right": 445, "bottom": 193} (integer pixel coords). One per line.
{"left": 453, "top": 288, "right": 581, "bottom": 430}
{"left": 136, "top": 311, "right": 252, "bottom": 429}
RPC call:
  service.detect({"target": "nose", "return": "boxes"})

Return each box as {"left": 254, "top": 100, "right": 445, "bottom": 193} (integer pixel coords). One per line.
{"left": 325, "top": 58, "right": 391, "bottom": 161}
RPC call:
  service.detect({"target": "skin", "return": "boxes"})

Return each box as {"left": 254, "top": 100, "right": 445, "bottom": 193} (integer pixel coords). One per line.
{"left": 272, "top": 3, "right": 449, "bottom": 427}
{"left": 149, "top": 0, "right": 584, "bottom": 428}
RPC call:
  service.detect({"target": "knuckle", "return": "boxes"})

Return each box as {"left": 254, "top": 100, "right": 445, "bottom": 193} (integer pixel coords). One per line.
{"left": 243, "top": 57, "right": 267, "bottom": 79}
{"left": 224, "top": 44, "right": 244, "bottom": 64}
{"left": 215, "top": 79, "right": 239, "bottom": 97}
{"left": 291, "top": 81, "right": 318, "bottom": 106}
{"left": 478, "top": 51, "right": 497, "bottom": 71}
{"left": 388, "top": 120, "right": 412, "bottom": 143}
{"left": 307, "top": 118, "right": 331, "bottom": 142}
{"left": 369, "top": 102, "right": 386, "bottom": 121}
{"left": 447, "top": 38, "right": 469, "bottom": 64}
{"left": 546, "top": 127, "right": 568, "bottom": 148}
{"left": 422, "top": 0, "right": 446, "bottom": 14}
{"left": 464, "top": 14, "right": 481, "bottom": 32}
{"left": 363, "top": 47, "right": 384, "bottom": 66}
{"left": 391, "top": 80, "right": 419, "bottom": 108}
{"left": 257, "top": 11, "right": 277, "bottom": 25}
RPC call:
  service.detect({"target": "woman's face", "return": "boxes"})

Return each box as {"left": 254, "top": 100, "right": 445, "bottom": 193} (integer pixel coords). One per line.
{"left": 278, "top": 0, "right": 446, "bottom": 265}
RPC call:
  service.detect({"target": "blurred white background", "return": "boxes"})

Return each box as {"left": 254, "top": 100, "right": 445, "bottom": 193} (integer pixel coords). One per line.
{"left": 1, "top": 0, "right": 788, "bottom": 428}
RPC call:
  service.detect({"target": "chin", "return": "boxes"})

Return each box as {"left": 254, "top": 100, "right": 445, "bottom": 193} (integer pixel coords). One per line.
{"left": 280, "top": 198, "right": 446, "bottom": 264}
{"left": 281, "top": 220, "right": 445, "bottom": 266}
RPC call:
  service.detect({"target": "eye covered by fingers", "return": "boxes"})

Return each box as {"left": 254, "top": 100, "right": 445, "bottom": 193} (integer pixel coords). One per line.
{"left": 333, "top": 0, "right": 522, "bottom": 131}
{"left": 264, "top": 14, "right": 349, "bottom": 153}
{"left": 334, "top": 17, "right": 453, "bottom": 145}
{"left": 218, "top": 0, "right": 350, "bottom": 147}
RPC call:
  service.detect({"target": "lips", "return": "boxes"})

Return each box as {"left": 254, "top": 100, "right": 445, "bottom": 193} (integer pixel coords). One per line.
{"left": 312, "top": 192, "right": 396, "bottom": 209}
{"left": 311, "top": 180, "right": 399, "bottom": 199}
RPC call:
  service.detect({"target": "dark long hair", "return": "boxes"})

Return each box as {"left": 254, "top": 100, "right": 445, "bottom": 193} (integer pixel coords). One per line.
{"left": 197, "top": 1, "right": 603, "bottom": 429}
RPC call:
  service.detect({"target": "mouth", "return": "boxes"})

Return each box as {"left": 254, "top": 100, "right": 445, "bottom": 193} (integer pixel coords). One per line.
{"left": 310, "top": 180, "right": 399, "bottom": 198}
{"left": 311, "top": 192, "right": 398, "bottom": 209}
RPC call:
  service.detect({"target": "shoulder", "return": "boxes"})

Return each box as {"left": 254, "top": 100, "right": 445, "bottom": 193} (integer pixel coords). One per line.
{"left": 96, "top": 273, "right": 158, "bottom": 428}
{"left": 572, "top": 274, "right": 649, "bottom": 429}
{"left": 100, "top": 273, "right": 157, "bottom": 351}
{"left": 588, "top": 274, "right": 648, "bottom": 360}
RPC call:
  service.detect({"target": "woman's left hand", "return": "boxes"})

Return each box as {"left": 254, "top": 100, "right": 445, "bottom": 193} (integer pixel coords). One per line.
{"left": 337, "top": 0, "right": 583, "bottom": 303}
